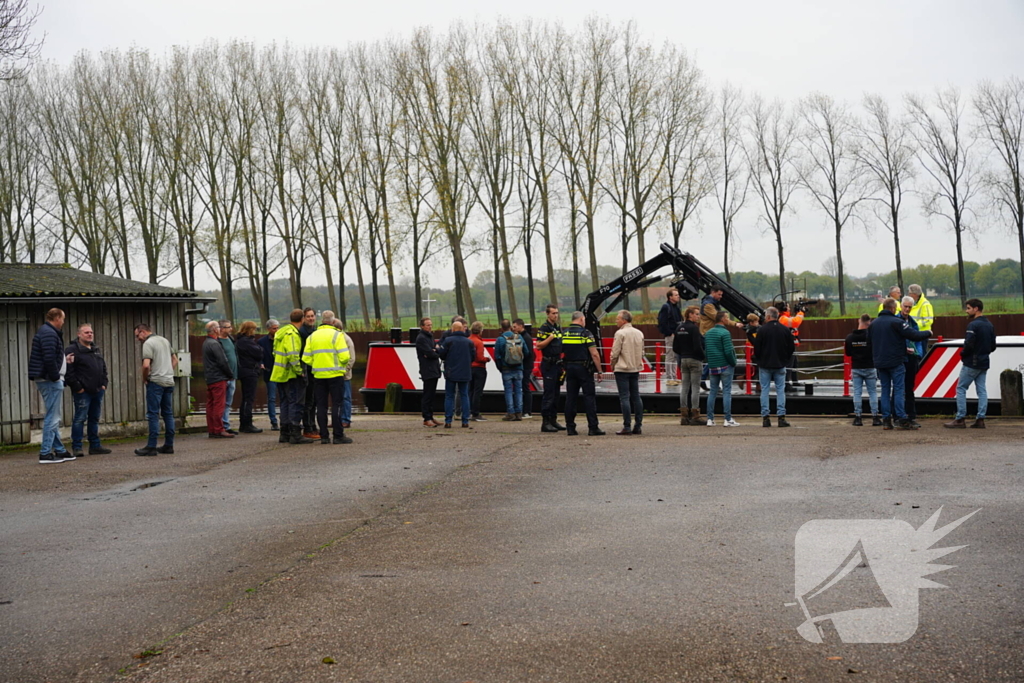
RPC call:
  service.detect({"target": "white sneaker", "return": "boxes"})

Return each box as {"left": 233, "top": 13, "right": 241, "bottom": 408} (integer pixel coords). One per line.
{"left": 706, "top": 418, "right": 715, "bottom": 426}
{"left": 724, "top": 419, "right": 741, "bottom": 427}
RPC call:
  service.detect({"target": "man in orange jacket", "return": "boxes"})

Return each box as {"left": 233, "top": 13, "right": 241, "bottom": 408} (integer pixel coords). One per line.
{"left": 778, "top": 301, "right": 804, "bottom": 392}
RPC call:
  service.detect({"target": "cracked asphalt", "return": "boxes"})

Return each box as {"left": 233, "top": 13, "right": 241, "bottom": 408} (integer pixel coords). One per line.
{"left": 1, "top": 415, "right": 1021, "bottom": 682}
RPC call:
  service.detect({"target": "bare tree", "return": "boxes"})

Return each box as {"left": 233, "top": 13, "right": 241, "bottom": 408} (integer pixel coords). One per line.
{"left": 974, "top": 77, "right": 1024, "bottom": 304}
{"left": 710, "top": 84, "right": 748, "bottom": 282}
{"left": 796, "top": 93, "right": 866, "bottom": 315}
{"left": 0, "top": 0, "right": 42, "bottom": 81}
{"left": 906, "top": 88, "right": 978, "bottom": 306}
{"left": 746, "top": 95, "right": 800, "bottom": 301}
{"left": 856, "top": 94, "right": 915, "bottom": 294}
{"left": 0, "top": 77, "right": 43, "bottom": 262}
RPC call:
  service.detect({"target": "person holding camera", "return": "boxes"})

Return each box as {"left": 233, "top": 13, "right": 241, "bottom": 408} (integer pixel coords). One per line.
{"left": 778, "top": 301, "right": 805, "bottom": 392}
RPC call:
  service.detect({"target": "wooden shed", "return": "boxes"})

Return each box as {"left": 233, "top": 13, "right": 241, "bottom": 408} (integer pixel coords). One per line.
{"left": 0, "top": 264, "right": 214, "bottom": 445}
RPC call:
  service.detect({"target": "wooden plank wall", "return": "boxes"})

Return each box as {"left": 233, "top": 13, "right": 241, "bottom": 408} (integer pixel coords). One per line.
{"left": 2, "top": 300, "right": 194, "bottom": 445}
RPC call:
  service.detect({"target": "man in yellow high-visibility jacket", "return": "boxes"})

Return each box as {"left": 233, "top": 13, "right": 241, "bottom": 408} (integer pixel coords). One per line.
{"left": 301, "top": 310, "right": 352, "bottom": 445}
{"left": 271, "top": 308, "right": 311, "bottom": 445}
{"left": 908, "top": 284, "right": 935, "bottom": 332}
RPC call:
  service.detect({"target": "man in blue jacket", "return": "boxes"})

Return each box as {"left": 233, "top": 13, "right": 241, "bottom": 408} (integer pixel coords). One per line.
{"left": 658, "top": 288, "right": 682, "bottom": 386}
{"left": 869, "top": 298, "right": 931, "bottom": 430}
{"left": 945, "top": 298, "right": 997, "bottom": 429}
{"left": 29, "top": 308, "right": 72, "bottom": 463}
{"left": 439, "top": 321, "right": 474, "bottom": 429}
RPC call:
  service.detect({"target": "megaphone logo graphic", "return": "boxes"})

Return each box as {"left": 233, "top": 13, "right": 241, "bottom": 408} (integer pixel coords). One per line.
{"left": 789, "top": 508, "right": 979, "bottom": 644}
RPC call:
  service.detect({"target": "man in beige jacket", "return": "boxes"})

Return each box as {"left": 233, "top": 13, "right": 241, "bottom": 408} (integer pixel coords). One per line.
{"left": 610, "top": 309, "right": 646, "bottom": 435}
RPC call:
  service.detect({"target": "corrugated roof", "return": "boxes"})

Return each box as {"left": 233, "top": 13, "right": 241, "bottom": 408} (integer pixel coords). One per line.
{"left": 0, "top": 263, "right": 202, "bottom": 298}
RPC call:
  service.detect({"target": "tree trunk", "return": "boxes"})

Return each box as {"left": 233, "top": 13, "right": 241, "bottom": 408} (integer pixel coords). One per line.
{"left": 835, "top": 222, "right": 846, "bottom": 316}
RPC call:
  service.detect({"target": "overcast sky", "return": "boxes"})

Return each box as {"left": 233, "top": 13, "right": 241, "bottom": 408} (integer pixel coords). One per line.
{"left": 34, "top": 0, "right": 1024, "bottom": 291}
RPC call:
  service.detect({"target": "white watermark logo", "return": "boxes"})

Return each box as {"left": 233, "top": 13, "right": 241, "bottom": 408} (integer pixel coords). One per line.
{"left": 788, "top": 508, "right": 979, "bottom": 643}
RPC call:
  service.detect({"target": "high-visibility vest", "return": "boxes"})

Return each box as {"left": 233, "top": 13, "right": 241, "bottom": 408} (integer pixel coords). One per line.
{"left": 301, "top": 324, "right": 351, "bottom": 379}
{"left": 779, "top": 310, "right": 804, "bottom": 346}
{"left": 910, "top": 295, "right": 934, "bottom": 332}
{"left": 270, "top": 324, "right": 304, "bottom": 382}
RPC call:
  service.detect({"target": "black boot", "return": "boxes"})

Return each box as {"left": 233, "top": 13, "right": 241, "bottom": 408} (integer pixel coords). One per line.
{"left": 852, "top": 415, "right": 863, "bottom": 426}
{"left": 777, "top": 416, "right": 791, "bottom": 428}
{"left": 289, "top": 426, "right": 313, "bottom": 445}
{"left": 883, "top": 417, "right": 894, "bottom": 430}
{"left": 541, "top": 417, "right": 559, "bottom": 433}
{"left": 279, "top": 425, "right": 290, "bottom": 443}
{"left": 762, "top": 416, "right": 772, "bottom": 428}
{"left": 871, "top": 415, "right": 883, "bottom": 427}
{"left": 552, "top": 419, "right": 567, "bottom": 431}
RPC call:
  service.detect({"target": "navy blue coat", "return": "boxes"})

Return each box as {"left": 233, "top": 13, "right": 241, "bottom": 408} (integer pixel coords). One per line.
{"left": 29, "top": 322, "right": 65, "bottom": 382}
{"left": 869, "top": 310, "right": 930, "bottom": 369}
{"left": 962, "top": 316, "right": 997, "bottom": 370}
{"left": 658, "top": 301, "right": 682, "bottom": 337}
{"left": 439, "top": 331, "right": 473, "bottom": 383}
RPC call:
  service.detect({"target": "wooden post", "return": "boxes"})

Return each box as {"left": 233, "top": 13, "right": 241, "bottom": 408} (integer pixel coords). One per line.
{"left": 383, "top": 383, "right": 403, "bottom": 413}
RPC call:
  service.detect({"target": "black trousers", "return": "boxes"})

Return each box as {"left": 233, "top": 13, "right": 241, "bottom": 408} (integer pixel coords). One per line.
{"left": 470, "top": 366, "right": 487, "bottom": 417}
{"left": 564, "top": 363, "right": 598, "bottom": 431}
{"left": 239, "top": 374, "right": 257, "bottom": 428}
{"left": 905, "top": 355, "right": 920, "bottom": 420}
{"left": 302, "top": 368, "right": 316, "bottom": 431}
{"left": 421, "top": 377, "right": 438, "bottom": 420}
{"left": 540, "top": 359, "right": 562, "bottom": 420}
{"left": 314, "top": 376, "right": 344, "bottom": 439}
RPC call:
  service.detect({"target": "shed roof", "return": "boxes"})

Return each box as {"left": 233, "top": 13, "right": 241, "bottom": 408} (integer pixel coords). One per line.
{"left": 0, "top": 263, "right": 203, "bottom": 299}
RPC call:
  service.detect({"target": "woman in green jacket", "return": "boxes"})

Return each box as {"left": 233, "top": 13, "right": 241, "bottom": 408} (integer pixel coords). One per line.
{"left": 704, "top": 311, "right": 740, "bottom": 427}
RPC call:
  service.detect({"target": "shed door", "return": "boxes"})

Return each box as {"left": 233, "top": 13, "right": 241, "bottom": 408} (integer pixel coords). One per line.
{"left": 0, "top": 305, "right": 32, "bottom": 445}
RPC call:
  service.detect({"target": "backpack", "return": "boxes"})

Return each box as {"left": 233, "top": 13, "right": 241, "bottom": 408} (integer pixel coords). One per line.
{"left": 503, "top": 332, "right": 524, "bottom": 366}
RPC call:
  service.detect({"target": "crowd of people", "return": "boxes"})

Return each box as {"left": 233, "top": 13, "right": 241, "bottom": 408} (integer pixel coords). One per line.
{"left": 25, "top": 286, "right": 998, "bottom": 463}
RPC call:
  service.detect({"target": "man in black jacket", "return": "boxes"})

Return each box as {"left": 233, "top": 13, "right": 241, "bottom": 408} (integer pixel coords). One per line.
{"left": 844, "top": 314, "right": 880, "bottom": 426}
{"left": 869, "top": 298, "right": 931, "bottom": 430}
{"left": 673, "top": 306, "right": 704, "bottom": 425}
{"left": 29, "top": 308, "right": 72, "bottom": 463}
{"left": 65, "top": 322, "right": 112, "bottom": 457}
{"left": 945, "top": 298, "right": 998, "bottom": 429}
{"left": 439, "top": 321, "right": 474, "bottom": 428}
{"left": 202, "top": 320, "right": 234, "bottom": 438}
{"left": 752, "top": 307, "right": 794, "bottom": 428}
{"left": 416, "top": 317, "right": 441, "bottom": 427}
{"left": 658, "top": 288, "right": 683, "bottom": 386}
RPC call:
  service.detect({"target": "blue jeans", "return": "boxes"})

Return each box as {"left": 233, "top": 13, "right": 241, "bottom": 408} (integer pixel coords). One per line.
{"left": 707, "top": 366, "right": 735, "bottom": 422}
{"left": 71, "top": 388, "right": 104, "bottom": 451}
{"left": 877, "top": 364, "right": 906, "bottom": 420}
{"left": 222, "top": 379, "right": 236, "bottom": 431}
{"left": 445, "top": 380, "right": 471, "bottom": 425}
{"left": 955, "top": 366, "right": 988, "bottom": 419}
{"left": 759, "top": 367, "right": 786, "bottom": 417}
{"left": 146, "top": 383, "right": 175, "bottom": 448}
{"left": 36, "top": 379, "right": 67, "bottom": 455}
{"left": 615, "top": 372, "right": 643, "bottom": 428}
{"left": 502, "top": 368, "right": 523, "bottom": 414}
{"left": 264, "top": 376, "right": 278, "bottom": 427}
{"left": 851, "top": 368, "right": 878, "bottom": 416}
{"left": 341, "top": 378, "right": 352, "bottom": 423}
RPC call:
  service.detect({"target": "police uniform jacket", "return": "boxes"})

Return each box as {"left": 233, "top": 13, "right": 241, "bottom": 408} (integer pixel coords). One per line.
{"left": 536, "top": 321, "right": 563, "bottom": 360}
{"left": 561, "top": 324, "right": 596, "bottom": 364}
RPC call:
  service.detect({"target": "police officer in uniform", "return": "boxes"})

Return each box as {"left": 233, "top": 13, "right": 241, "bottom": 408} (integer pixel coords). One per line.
{"left": 536, "top": 304, "right": 566, "bottom": 433}
{"left": 561, "top": 311, "right": 605, "bottom": 437}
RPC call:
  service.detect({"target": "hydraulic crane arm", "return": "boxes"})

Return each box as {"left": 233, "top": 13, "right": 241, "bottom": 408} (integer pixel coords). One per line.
{"left": 578, "top": 243, "right": 765, "bottom": 341}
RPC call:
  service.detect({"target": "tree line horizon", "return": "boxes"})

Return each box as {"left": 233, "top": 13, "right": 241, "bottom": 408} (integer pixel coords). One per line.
{"left": 1, "top": 19, "right": 1022, "bottom": 325}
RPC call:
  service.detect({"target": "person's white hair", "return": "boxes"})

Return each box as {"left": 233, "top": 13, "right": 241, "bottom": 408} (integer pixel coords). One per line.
{"left": 266, "top": 318, "right": 280, "bottom": 329}
{"left": 205, "top": 320, "right": 219, "bottom": 334}
{"left": 909, "top": 284, "right": 923, "bottom": 296}
{"left": 764, "top": 306, "right": 779, "bottom": 320}
{"left": 901, "top": 296, "right": 915, "bottom": 307}
{"left": 321, "top": 310, "right": 335, "bottom": 325}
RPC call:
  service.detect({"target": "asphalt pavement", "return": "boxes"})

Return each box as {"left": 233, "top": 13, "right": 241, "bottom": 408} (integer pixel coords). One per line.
{"left": 1, "top": 415, "right": 1021, "bottom": 682}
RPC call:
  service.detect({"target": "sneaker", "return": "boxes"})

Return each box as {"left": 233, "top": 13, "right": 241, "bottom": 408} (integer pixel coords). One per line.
{"left": 39, "top": 452, "right": 65, "bottom": 464}
{"left": 724, "top": 419, "right": 741, "bottom": 427}
{"left": 777, "top": 416, "right": 791, "bottom": 428}
{"left": 762, "top": 416, "right": 772, "bottom": 428}
{"left": 88, "top": 446, "right": 112, "bottom": 455}
{"left": 471, "top": 416, "right": 487, "bottom": 422}
{"left": 333, "top": 435, "right": 353, "bottom": 444}
{"left": 852, "top": 415, "right": 863, "bottom": 427}
{"left": 134, "top": 447, "right": 159, "bottom": 456}
{"left": 157, "top": 445, "right": 174, "bottom": 454}
{"left": 706, "top": 418, "right": 716, "bottom": 426}
{"left": 523, "top": 413, "right": 533, "bottom": 419}
{"left": 59, "top": 451, "right": 75, "bottom": 460}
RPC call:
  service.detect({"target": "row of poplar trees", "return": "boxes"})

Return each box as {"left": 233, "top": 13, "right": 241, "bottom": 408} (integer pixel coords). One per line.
{"left": 1, "top": 18, "right": 1022, "bottom": 323}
